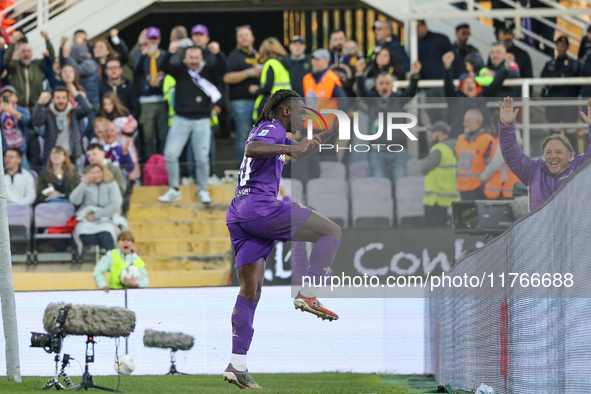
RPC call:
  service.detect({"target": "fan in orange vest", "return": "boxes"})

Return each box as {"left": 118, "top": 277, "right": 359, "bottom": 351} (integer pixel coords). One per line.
{"left": 455, "top": 109, "right": 495, "bottom": 200}
{"left": 302, "top": 49, "right": 348, "bottom": 133}
{"left": 480, "top": 133, "right": 522, "bottom": 199}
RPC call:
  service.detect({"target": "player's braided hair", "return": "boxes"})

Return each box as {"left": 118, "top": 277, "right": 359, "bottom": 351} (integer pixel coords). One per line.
{"left": 254, "top": 89, "right": 301, "bottom": 126}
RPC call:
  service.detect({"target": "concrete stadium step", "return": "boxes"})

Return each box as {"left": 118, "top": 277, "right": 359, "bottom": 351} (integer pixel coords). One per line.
{"left": 129, "top": 220, "right": 229, "bottom": 240}
{"left": 130, "top": 184, "right": 235, "bottom": 204}
{"left": 127, "top": 203, "right": 229, "bottom": 222}
{"left": 13, "top": 268, "right": 231, "bottom": 291}
{"left": 135, "top": 237, "right": 230, "bottom": 256}
{"left": 143, "top": 254, "right": 232, "bottom": 271}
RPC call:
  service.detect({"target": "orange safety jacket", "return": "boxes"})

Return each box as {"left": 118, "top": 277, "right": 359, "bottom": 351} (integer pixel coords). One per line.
{"left": 455, "top": 130, "right": 495, "bottom": 192}
{"left": 302, "top": 69, "right": 342, "bottom": 130}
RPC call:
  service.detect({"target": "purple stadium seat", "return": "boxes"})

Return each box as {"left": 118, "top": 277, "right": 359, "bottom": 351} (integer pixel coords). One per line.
{"left": 33, "top": 203, "right": 77, "bottom": 263}
{"left": 8, "top": 204, "right": 31, "bottom": 235}
{"left": 319, "top": 161, "right": 346, "bottom": 180}
{"left": 349, "top": 160, "right": 370, "bottom": 180}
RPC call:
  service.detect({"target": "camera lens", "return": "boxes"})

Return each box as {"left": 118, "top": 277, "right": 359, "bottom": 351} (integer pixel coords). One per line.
{"left": 30, "top": 332, "right": 51, "bottom": 348}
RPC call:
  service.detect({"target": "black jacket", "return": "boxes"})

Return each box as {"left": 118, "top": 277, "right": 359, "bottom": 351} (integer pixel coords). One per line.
{"left": 160, "top": 51, "right": 222, "bottom": 119}
{"left": 289, "top": 54, "right": 311, "bottom": 97}
{"left": 356, "top": 75, "right": 419, "bottom": 146}
{"left": 541, "top": 56, "right": 580, "bottom": 98}
{"left": 418, "top": 31, "right": 454, "bottom": 80}
{"left": 100, "top": 77, "right": 141, "bottom": 119}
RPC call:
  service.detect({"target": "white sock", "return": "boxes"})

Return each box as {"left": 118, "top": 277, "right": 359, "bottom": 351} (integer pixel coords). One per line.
{"left": 300, "top": 285, "right": 317, "bottom": 298}
{"left": 230, "top": 354, "right": 248, "bottom": 371}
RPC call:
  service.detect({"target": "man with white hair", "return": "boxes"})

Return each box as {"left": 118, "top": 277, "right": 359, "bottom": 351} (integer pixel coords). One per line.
{"left": 4, "top": 30, "right": 55, "bottom": 110}
{"left": 455, "top": 109, "right": 496, "bottom": 201}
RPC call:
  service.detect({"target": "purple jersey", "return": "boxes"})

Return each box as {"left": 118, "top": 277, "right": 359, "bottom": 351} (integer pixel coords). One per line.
{"left": 226, "top": 119, "right": 293, "bottom": 223}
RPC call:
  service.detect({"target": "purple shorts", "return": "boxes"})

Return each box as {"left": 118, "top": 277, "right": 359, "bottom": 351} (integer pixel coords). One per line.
{"left": 227, "top": 200, "right": 312, "bottom": 268}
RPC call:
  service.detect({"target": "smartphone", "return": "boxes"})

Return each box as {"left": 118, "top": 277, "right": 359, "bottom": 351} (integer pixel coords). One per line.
{"left": 2, "top": 95, "right": 9, "bottom": 103}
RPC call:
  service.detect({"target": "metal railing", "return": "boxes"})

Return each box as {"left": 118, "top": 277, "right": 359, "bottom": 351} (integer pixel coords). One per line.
{"left": 1, "top": 0, "right": 83, "bottom": 34}
{"left": 394, "top": 76, "right": 591, "bottom": 156}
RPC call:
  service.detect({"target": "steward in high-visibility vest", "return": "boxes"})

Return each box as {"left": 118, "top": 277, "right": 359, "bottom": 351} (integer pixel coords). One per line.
{"left": 93, "top": 231, "right": 149, "bottom": 291}
{"left": 163, "top": 74, "right": 219, "bottom": 128}
{"left": 455, "top": 128, "right": 495, "bottom": 194}
{"left": 424, "top": 142, "right": 458, "bottom": 208}
{"left": 483, "top": 139, "right": 521, "bottom": 199}
{"left": 252, "top": 57, "right": 291, "bottom": 121}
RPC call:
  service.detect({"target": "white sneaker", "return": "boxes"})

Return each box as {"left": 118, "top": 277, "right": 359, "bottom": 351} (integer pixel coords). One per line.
{"left": 199, "top": 190, "right": 212, "bottom": 204}
{"left": 158, "top": 188, "right": 182, "bottom": 202}
{"left": 208, "top": 175, "right": 223, "bottom": 185}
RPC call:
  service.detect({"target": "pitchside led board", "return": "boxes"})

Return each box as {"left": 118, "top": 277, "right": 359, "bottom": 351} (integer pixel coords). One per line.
{"left": 240, "top": 228, "right": 485, "bottom": 289}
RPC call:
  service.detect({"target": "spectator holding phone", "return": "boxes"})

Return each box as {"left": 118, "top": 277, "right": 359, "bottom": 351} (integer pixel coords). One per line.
{"left": 0, "top": 85, "right": 31, "bottom": 169}
{"left": 37, "top": 145, "right": 79, "bottom": 203}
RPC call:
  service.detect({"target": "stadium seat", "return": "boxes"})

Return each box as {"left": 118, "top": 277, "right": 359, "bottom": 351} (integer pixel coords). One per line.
{"left": 351, "top": 195, "right": 394, "bottom": 228}
{"left": 8, "top": 204, "right": 32, "bottom": 260}
{"left": 395, "top": 176, "right": 426, "bottom": 226}
{"left": 406, "top": 159, "right": 422, "bottom": 177}
{"left": 307, "top": 194, "right": 349, "bottom": 228}
{"left": 319, "top": 161, "right": 346, "bottom": 179}
{"left": 349, "top": 160, "right": 370, "bottom": 180}
{"left": 350, "top": 177, "right": 392, "bottom": 200}
{"left": 307, "top": 178, "right": 348, "bottom": 198}
{"left": 33, "top": 203, "right": 78, "bottom": 264}
{"left": 279, "top": 178, "right": 304, "bottom": 204}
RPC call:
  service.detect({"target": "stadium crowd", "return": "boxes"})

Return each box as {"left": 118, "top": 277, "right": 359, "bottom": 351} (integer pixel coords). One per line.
{"left": 4, "top": 14, "right": 591, "bottom": 251}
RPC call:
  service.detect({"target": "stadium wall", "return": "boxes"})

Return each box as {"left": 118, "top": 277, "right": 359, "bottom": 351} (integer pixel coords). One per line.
{"left": 0, "top": 286, "right": 424, "bottom": 376}
{"left": 425, "top": 161, "right": 591, "bottom": 394}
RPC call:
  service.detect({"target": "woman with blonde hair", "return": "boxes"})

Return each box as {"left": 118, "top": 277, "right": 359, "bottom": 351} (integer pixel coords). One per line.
{"left": 249, "top": 37, "right": 292, "bottom": 120}
{"left": 37, "top": 146, "right": 80, "bottom": 203}
{"left": 69, "top": 162, "right": 128, "bottom": 253}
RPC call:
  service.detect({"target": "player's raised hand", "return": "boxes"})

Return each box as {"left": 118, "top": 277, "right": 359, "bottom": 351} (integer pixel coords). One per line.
{"left": 499, "top": 97, "right": 519, "bottom": 126}
{"left": 580, "top": 98, "right": 591, "bottom": 126}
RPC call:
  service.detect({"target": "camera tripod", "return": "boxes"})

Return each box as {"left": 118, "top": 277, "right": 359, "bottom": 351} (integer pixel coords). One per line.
{"left": 70, "top": 336, "right": 120, "bottom": 392}
{"left": 42, "top": 354, "right": 74, "bottom": 390}
{"left": 166, "top": 349, "right": 189, "bottom": 375}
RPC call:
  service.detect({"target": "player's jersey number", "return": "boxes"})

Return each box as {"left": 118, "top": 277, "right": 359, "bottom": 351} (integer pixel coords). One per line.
{"left": 239, "top": 157, "right": 253, "bottom": 187}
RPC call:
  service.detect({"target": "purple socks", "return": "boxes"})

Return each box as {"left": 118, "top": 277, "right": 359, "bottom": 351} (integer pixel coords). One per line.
{"left": 231, "top": 295, "right": 257, "bottom": 355}
{"left": 291, "top": 241, "right": 309, "bottom": 286}
{"left": 306, "top": 236, "right": 340, "bottom": 284}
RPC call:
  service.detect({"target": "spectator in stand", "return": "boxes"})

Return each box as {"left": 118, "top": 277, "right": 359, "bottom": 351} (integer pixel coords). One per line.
{"left": 0, "top": 85, "right": 31, "bottom": 170}
{"left": 99, "top": 121, "right": 135, "bottom": 173}
{"left": 73, "top": 30, "right": 88, "bottom": 46}
{"left": 455, "top": 109, "right": 495, "bottom": 200}
{"left": 368, "top": 20, "right": 410, "bottom": 73}
{"left": 99, "top": 92, "right": 131, "bottom": 121}
{"left": 443, "top": 51, "right": 511, "bottom": 139}
{"left": 356, "top": 61, "right": 421, "bottom": 184}
{"left": 358, "top": 47, "right": 405, "bottom": 90}
{"left": 288, "top": 35, "right": 311, "bottom": 98}
{"left": 452, "top": 23, "right": 483, "bottom": 79}
{"left": 94, "top": 231, "right": 149, "bottom": 292}
{"left": 32, "top": 87, "right": 92, "bottom": 164}
{"left": 490, "top": 20, "right": 533, "bottom": 79}
{"left": 37, "top": 146, "right": 79, "bottom": 203}
{"left": 224, "top": 25, "right": 262, "bottom": 164}
{"left": 60, "top": 36, "right": 100, "bottom": 110}
{"left": 190, "top": 24, "right": 226, "bottom": 88}
{"left": 59, "top": 65, "right": 87, "bottom": 98}
{"left": 100, "top": 58, "right": 140, "bottom": 120}
{"left": 85, "top": 142, "right": 125, "bottom": 196}
{"left": 133, "top": 27, "right": 168, "bottom": 160}
{"left": 4, "top": 148, "right": 36, "bottom": 208}
{"left": 578, "top": 25, "right": 591, "bottom": 59}
{"left": 329, "top": 40, "right": 359, "bottom": 97}
{"left": 328, "top": 30, "right": 347, "bottom": 64}
{"left": 249, "top": 38, "right": 291, "bottom": 121}
{"left": 4, "top": 30, "right": 55, "bottom": 110}
{"left": 541, "top": 36, "right": 580, "bottom": 149}
{"left": 417, "top": 20, "right": 454, "bottom": 80}
{"left": 93, "top": 28, "right": 130, "bottom": 83}
{"left": 421, "top": 121, "right": 457, "bottom": 226}
{"left": 70, "top": 162, "right": 126, "bottom": 253}
{"left": 487, "top": 42, "right": 520, "bottom": 98}
{"left": 157, "top": 42, "right": 222, "bottom": 204}
{"left": 499, "top": 97, "right": 591, "bottom": 210}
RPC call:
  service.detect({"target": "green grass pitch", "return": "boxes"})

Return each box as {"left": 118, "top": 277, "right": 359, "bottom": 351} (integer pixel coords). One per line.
{"left": 0, "top": 373, "right": 418, "bottom": 393}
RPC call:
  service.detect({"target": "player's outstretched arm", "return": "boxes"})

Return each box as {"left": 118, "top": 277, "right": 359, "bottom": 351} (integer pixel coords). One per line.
{"left": 245, "top": 141, "right": 291, "bottom": 158}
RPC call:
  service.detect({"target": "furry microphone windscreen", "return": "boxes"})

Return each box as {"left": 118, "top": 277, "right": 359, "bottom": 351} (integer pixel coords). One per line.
{"left": 43, "top": 303, "right": 136, "bottom": 338}
{"left": 143, "top": 329, "right": 195, "bottom": 351}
